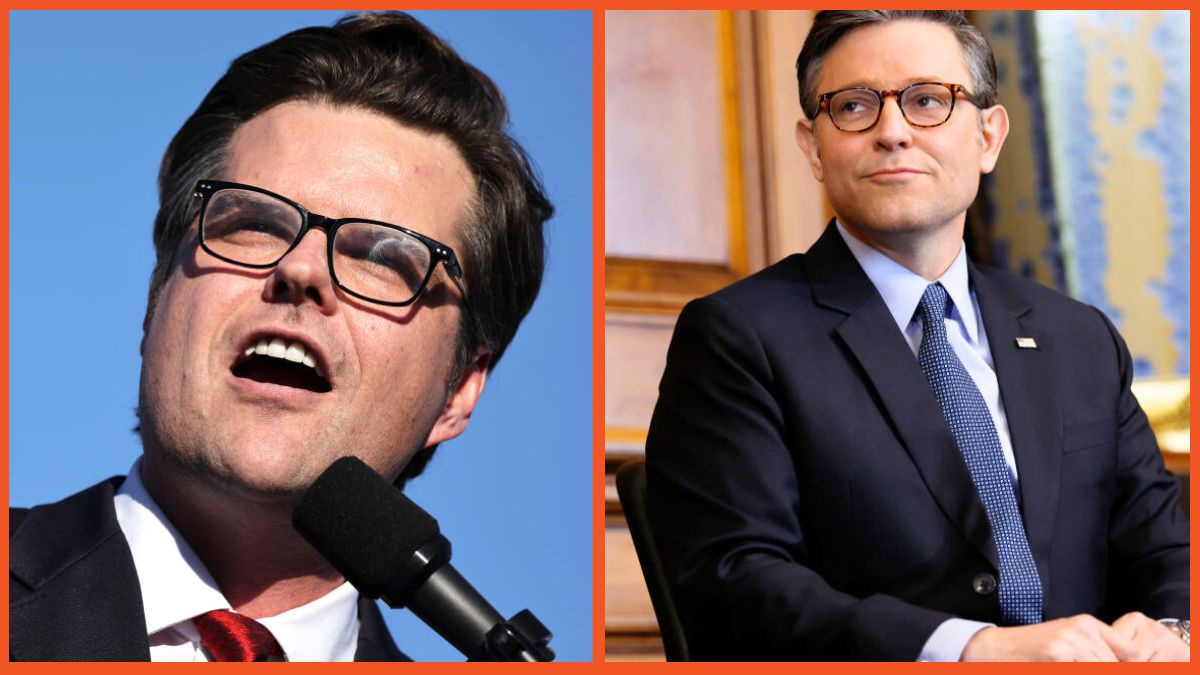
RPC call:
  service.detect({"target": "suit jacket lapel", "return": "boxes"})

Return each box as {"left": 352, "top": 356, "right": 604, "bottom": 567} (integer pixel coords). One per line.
{"left": 9, "top": 477, "right": 152, "bottom": 661}
{"left": 354, "top": 596, "right": 410, "bottom": 661}
{"left": 805, "top": 223, "right": 999, "bottom": 570}
{"left": 971, "top": 264, "right": 1061, "bottom": 586}
{"left": 10, "top": 478, "right": 409, "bottom": 662}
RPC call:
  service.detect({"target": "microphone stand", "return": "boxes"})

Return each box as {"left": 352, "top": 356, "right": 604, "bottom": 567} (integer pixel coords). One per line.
{"left": 477, "top": 609, "right": 554, "bottom": 662}
{"left": 291, "top": 456, "right": 556, "bottom": 663}
{"left": 395, "top": 535, "right": 555, "bottom": 662}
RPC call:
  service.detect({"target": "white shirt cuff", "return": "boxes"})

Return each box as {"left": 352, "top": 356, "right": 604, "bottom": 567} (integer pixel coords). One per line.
{"left": 917, "top": 618, "right": 994, "bottom": 661}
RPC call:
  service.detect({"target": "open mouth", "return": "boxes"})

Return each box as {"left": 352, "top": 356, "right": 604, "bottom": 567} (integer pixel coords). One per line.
{"left": 232, "top": 337, "right": 332, "bottom": 393}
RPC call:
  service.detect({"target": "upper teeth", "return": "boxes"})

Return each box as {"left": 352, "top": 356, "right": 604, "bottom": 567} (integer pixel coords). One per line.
{"left": 244, "top": 337, "right": 317, "bottom": 369}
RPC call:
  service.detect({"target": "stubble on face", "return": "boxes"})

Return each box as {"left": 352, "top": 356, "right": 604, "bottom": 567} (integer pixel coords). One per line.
{"left": 137, "top": 101, "right": 476, "bottom": 506}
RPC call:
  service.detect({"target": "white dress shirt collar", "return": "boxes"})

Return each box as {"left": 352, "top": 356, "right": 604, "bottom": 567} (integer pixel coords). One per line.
{"left": 113, "top": 458, "right": 361, "bottom": 661}
{"left": 835, "top": 220, "right": 980, "bottom": 344}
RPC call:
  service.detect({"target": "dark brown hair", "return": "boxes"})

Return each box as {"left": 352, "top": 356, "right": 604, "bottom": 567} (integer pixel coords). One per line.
{"left": 146, "top": 12, "right": 552, "bottom": 485}
{"left": 796, "top": 10, "right": 998, "bottom": 120}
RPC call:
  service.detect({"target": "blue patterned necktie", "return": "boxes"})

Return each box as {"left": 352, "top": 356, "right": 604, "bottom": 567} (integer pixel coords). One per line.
{"left": 917, "top": 282, "right": 1043, "bottom": 625}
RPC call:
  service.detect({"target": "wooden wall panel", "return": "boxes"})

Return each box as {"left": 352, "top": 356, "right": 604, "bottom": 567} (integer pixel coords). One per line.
{"left": 603, "top": 10, "right": 823, "bottom": 661}
{"left": 604, "top": 524, "right": 657, "bottom": 634}
{"left": 605, "top": 10, "right": 753, "bottom": 315}
{"left": 604, "top": 313, "right": 676, "bottom": 433}
{"left": 753, "top": 10, "right": 828, "bottom": 260}
{"left": 605, "top": 10, "right": 730, "bottom": 264}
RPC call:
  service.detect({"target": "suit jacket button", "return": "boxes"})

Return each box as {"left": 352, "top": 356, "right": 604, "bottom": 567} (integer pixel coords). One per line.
{"left": 973, "top": 573, "right": 997, "bottom": 595}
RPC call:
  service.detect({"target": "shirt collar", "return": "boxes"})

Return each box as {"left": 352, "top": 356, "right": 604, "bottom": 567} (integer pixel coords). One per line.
{"left": 114, "top": 457, "right": 229, "bottom": 635}
{"left": 835, "top": 220, "right": 980, "bottom": 343}
{"left": 259, "top": 580, "right": 360, "bottom": 662}
{"left": 114, "top": 458, "right": 362, "bottom": 661}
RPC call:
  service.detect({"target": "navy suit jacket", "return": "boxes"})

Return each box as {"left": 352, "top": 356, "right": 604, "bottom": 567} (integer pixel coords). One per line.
{"left": 9, "top": 477, "right": 408, "bottom": 661}
{"left": 645, "top": 223, "right": 1189, "bottom": 660}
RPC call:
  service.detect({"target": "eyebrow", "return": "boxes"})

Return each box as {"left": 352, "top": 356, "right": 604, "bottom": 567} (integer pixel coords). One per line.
{"left": 829, "top": 76, "right": 949, "bottom": 90}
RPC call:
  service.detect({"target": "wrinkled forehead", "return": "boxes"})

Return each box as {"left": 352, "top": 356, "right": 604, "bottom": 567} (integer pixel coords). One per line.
{"left": 817, "top": 20, "right": 971, "bottom": 92}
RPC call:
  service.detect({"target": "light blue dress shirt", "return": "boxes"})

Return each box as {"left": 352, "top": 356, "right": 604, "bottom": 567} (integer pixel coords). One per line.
{"left": 836, "top": 222, "right": 1015, "bottom": 661}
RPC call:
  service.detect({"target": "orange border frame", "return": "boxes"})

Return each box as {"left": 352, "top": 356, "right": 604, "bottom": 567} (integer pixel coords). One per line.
{"left": 0, "top": 2, "right": 1195, "bottom": 673}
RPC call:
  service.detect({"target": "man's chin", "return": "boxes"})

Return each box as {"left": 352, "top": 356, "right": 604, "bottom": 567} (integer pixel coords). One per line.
{"left": 212, "top": 473, "right": 312, "bottom": 505}
{"left": 175, "top": 447, "right": 328, "bottom": 506}
{"left": 839, "top": 203, "right": 961, "bottom": 239}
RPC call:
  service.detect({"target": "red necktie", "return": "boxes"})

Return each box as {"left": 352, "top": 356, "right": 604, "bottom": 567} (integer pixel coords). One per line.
{"left": 193, "top": 609, "right": 286, "bottom": 661}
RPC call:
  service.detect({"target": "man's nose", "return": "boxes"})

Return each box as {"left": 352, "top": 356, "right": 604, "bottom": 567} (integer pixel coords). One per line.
{"left": 872, "top": 95, "right": 913, "bottom": 150}
{"left": 264, "top": 229, "right": 338, "bottom": 314}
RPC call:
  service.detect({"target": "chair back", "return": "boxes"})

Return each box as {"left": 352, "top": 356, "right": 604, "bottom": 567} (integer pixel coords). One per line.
{"left": 615, "top": 459, "right": 689, "bottom": 661}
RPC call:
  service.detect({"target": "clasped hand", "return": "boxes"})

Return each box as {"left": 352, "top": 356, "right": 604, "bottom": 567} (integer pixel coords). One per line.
{"left": 961, "top": 612, "right": 1188, "bottom": 661}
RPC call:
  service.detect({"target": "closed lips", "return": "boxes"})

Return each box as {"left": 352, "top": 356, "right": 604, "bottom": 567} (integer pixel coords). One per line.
{"left": 866, "top": 167, "right": 922, "bottom": 177}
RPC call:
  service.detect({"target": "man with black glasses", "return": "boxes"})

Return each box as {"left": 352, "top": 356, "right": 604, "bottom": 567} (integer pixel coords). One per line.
{"left": 647, "top": 10, "right": 1188, "bottom": 661}
{"left": 11, "top": 12, "right": 555, "bottom": 661}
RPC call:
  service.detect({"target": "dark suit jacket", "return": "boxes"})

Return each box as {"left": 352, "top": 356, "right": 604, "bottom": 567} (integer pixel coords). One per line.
{"left": 645, "top": 224, "right": 1189, "bottom": 661}
{"left": 9, "top": 477, "right": 409, "bottom": 661}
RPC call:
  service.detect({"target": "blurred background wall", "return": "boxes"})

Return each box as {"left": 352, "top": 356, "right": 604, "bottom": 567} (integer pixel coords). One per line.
{"left": 604, "top": 9, "right": 1189, "bottom": 660}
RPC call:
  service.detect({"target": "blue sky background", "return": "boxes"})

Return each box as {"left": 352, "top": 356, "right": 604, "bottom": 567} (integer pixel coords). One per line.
{"left": 9, "top": 10, "right": 592, "bottom": 662}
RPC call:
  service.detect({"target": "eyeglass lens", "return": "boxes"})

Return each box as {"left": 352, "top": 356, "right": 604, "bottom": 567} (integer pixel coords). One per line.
{"left": 828, "top": 83, "right": 955, "bottom": 131}
{"left": 202, "top": 187, "right": 434, "bottom": 305}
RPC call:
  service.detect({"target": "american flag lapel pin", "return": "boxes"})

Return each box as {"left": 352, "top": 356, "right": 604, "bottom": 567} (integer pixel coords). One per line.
{"left": 1015, "top": 337, "right": 1038, "bottom": 349}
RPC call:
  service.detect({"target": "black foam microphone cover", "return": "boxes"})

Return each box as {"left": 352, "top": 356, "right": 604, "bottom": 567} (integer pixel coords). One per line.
{"left": 293, "top": 455, "right": 440, "bottom": 599}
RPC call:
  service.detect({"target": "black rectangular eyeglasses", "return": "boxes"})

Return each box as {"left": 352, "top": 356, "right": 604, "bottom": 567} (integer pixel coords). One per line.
{"left": 192, "top": 179, "right": 467, "bottom": 308}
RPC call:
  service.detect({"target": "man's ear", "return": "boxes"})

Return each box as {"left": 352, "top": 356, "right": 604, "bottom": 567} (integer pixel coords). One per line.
{"left": 794, "top": 117, "right": 824, "bottom": 183}
{"left": 978, "top": 104, "right": 1010, "bottom": 174}
{"left": 423, "top": 348, "right": 490, "bottom": 448}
